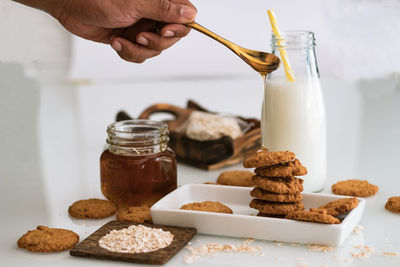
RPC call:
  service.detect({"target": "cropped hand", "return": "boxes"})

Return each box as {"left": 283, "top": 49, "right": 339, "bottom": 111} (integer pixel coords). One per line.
{"left": 16, "top": 0, "right": 197, "bottom": 63}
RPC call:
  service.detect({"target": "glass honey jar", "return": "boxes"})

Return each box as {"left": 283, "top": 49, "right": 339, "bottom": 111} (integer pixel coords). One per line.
{"left": 100, "top": 120, "right": 177, "bottom": 207}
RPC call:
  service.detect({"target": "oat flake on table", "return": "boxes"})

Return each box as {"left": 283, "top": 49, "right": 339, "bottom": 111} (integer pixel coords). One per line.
{"left": 98, "top": 224, "right": 174, "bottom": 253}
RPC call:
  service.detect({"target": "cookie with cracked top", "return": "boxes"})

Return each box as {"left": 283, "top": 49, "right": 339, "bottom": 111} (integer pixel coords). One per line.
{"left": 385, "top": 196, "right": 400, "bottom": 214}
{"left": 250, "top": 187, "right": 303, "bottom": 203}
{"left": 116, "top": 206, "right": 152, "bottom": 223}
{"left": 252, "top": 175, "right": 304, "bottom": 194}
{"left": 217, "top": 170, "right": 254, "bottom": 187}
{"left": 331, "top": 180, "right": 378, "bottom": 197}
{"left": 249, "top": 199, "right": 304, "bottom": 215}
{"left": 285, "top": 209, "right": 340, "bottom": 224}
{"left": 243, "top": 147, "right": 295, "bottom": 168}
{"left": 316, "top": 197, "right": 359, "bottom": 216}
{"left": 254, "top": 159, "right": 307, "bottom": 177}
{"left": 17, "top": 225, "right": 79, "bottom": 252}
{"left": 68, "top": 198, "right": 118, "bottom": 219}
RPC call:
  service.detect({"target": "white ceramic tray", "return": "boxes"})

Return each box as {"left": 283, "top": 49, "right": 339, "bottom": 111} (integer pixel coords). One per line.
{"left": 151, "top": 184, "right": 365, "bottom": 246}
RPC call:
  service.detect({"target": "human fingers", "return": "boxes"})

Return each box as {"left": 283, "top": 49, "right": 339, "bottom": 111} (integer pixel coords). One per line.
{"left": 159, "top": 23, "right": 191, "bottom": 38}
{"left": 136, "top": 32, "right": 180, "bottom": 51}
{"left": 120, "top": 19, "right": 158, "bottom": 44}
{"left": 111, "top": 37, "right": 161, "bottom": 63}
{"left": 135, "top": 0, "right": 197, "bottom": 24}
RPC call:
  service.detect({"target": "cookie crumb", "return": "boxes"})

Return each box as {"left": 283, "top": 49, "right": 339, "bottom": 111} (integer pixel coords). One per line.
{"left": 353, "top": 244, "right": 362, "bottom": 249}
{"left": 307, "top": 244, "right": 335, "bottom": 252}
{"left": 352, "top": 225, "right": 364, "bottom": 235}
{"left": 381, "top": 251, "right": 398, "bottom": 257}
{"left": 273, "top": 240, "right": 285, "bottom": 247}
{"left": 183, "top": 253, "right": 199, "bottom": 264}
{"left": 99, "top": 225, "right": 173, "bottom": 253}
{"left": 351, "top": 245, "right": 374, "bottom": 258}
{"left": 183, "top": 239, "right": 262, "bottom": 264}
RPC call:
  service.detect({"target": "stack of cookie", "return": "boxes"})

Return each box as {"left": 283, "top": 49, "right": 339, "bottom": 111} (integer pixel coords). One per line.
{"left": 243, "top": 147, "right": 307, "bottom": 218}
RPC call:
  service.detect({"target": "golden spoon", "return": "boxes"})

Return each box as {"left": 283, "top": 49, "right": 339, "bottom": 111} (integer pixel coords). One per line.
{"left": 186, "top": 22, "right": 281, "bottom": 75}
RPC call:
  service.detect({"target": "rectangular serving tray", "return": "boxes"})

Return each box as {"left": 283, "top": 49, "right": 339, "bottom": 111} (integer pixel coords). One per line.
{"left": 151, "top": 184, "right": 365, "bottom": 247}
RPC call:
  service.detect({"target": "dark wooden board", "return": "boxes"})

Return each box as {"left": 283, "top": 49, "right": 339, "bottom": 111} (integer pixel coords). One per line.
{"left": 70, "top": 221, "right": 196, "bottom": 265}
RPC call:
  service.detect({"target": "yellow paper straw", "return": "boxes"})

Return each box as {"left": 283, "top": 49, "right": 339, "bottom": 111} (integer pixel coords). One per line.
{"left": 267, "top": 9, "right": 295, "bottom": 82}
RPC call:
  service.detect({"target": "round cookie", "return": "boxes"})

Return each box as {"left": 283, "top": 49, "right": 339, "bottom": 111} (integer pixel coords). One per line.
{"left": 331, "top": 180, "right": 378, "bottom": 197}
{"left": 243, "top": 147, "right": 295, "bottom": 168}
{"left": 254, "top": 159, "right": 307, "bottom": 177}
{"left": 217, "top": 170, "right": 254, "bottom": 187}
{"left": 116, "top": 206, "right": 152, "bottom": 223}
{"left": 385, "top": 196, "right": 400, "bottom": 214}
{"left": 252, "top": 175, "right": 304, "bottom": 194}
{"left": 285, "top": 209, "right": 340, "bottom": 224}
{"left": 68, "top": 198, "right": 118, "bottom": 219}
{"left": 249, "top": 199, "right": 304, "bottom": 215}
{"left": 180, "top": 201, "right": 233, "bottom": 214}
{"left": 250, "top": 187, "right": 303, "bottom": 203}
{"left": 317, "top": 197, "right": 359, "bottom": 216}
{"left": 17, "top": 225, "right": 79, "bottom": 252}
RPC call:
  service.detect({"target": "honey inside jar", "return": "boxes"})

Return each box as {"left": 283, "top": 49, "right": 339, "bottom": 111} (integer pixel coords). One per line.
{"left": 100, "top": 120, "right": 177, "bottom": 207}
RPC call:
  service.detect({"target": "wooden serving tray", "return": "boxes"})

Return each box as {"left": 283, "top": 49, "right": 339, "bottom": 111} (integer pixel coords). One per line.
{"left": 116, "top": 100, "right": 261, "bottom": 170}
{"left": 70, "top": 221, "right": 196, "bottom": 265}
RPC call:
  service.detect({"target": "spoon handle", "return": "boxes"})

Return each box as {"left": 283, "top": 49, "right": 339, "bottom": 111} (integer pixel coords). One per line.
{"left": 186, "top": 22, "right": 241, "bottom": 54}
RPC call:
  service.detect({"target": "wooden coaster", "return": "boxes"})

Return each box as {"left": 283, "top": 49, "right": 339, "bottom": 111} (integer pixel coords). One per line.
{"left": 70, "top": 221, "right": 196, "bottom": 265}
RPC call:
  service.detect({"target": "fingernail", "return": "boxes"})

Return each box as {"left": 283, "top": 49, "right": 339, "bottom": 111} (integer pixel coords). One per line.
{"left": 180, "top": 6, "right": 196, "bottom": 20}
{"left": 137, "top": 36, "right": 148, "bottom": 46}
{"left": 163, "top": 31, "right": 174, "bottom": 37}
{"left": 111, "top": 40, "right": 122, "bottom": 52}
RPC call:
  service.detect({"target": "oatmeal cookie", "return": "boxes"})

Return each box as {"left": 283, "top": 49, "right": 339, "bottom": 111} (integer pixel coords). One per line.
{"left": 217, "top": 170, "right": 254, "bottom": 187}
{"left": 17, "top": 225, "right": 79, "bottom": 252}
{"left": 285, "top": 209, "right": 340, "bottom": 224}
{"left": 252, "top": 175, "right": 304, "bottom": 194}
{"left": 180, "top": 201, "right": 233, "bottom": 214}
{"left": 249, "top": 199, "right": 304, "bottom": 215}
{"left": 250, "top": 187, "right": 303, "bottom": 203}
{"left": 331, "top": 180, "right": 378, "bottom": 197}
{"left": 385, "top": 196, "right": 400, "bottom": 214}
{"left": 243, "top": 147, "right": 295, "bottom": 168}
{"left": 254, "top": 159, "right": 307, "bottom": 177}
{"left": 116, "top": 206, "right": 152, "bottom": 223}
{"left": 68, "top": 198, "right": 118, "bottom": 219}
{"left": 317, "top": 197, "right": 359, "bottom": 216}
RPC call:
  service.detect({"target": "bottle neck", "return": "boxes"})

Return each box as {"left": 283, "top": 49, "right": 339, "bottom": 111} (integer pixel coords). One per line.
{"left": 270, "top": 31, "right": 319, "bottom": 79}
{"left": 106, "top": 120, "right": 169, "bottom": 156}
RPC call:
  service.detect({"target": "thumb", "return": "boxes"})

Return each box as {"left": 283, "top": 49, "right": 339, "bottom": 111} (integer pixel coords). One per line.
{"left": 136, "top": 0, "right": 196, "bottom": 23}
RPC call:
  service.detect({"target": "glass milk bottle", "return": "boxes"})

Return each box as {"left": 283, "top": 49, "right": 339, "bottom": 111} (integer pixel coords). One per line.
{"left": 262, "top": 31, "right": 326, "bottom": 192}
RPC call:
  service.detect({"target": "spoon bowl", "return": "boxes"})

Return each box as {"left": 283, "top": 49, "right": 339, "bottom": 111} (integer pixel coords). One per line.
{"left": 187, "top": 22, "right": 280, "bottom": 75}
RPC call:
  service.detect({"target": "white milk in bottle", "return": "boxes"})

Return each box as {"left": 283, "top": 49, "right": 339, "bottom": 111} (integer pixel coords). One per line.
{"left": 262, "top": 31, "right": 326, "bottom": 192}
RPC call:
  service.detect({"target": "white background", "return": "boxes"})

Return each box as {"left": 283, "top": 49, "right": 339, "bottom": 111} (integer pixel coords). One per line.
{"left": 1, "top": 0, "right": 400, "bottom": 266}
